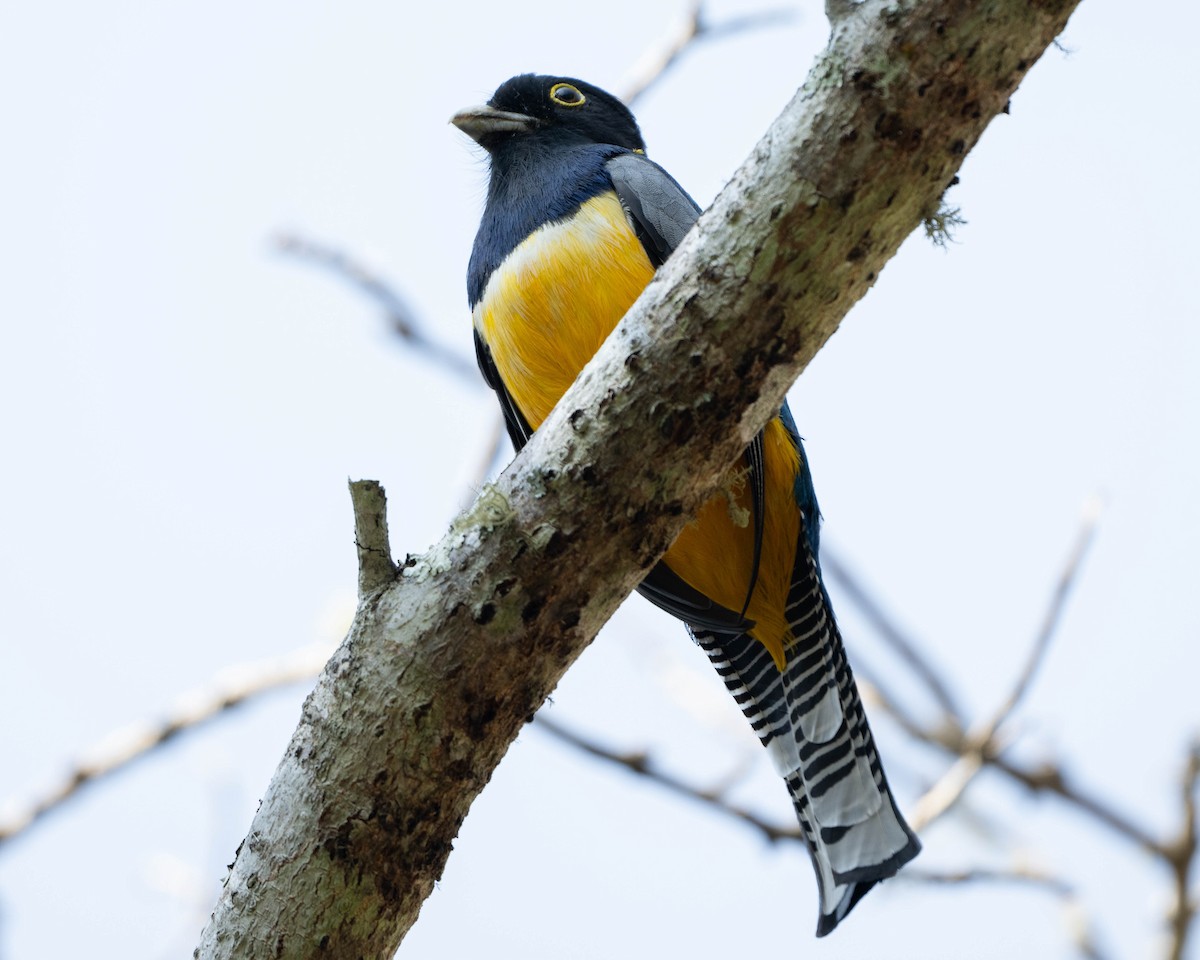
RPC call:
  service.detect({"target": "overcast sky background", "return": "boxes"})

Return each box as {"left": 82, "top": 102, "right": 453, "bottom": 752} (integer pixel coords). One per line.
{"left": 1, "top": 1, "right": 1198, "bottom": 958}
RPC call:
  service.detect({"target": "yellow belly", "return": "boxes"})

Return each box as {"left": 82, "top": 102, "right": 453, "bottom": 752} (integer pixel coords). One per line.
{"left": 475, "top": 190, "right": 800, "bottom": 668}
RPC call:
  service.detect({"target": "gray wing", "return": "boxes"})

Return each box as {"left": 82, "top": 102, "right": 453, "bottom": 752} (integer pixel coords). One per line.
{"left": 606, "top": 152, "right": 700, "bottom": 268}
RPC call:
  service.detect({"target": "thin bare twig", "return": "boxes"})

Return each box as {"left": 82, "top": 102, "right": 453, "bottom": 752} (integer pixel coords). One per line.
{"left": 983, "top": 494, "right": 1102, "bottom": 736}
{"left": 532, "top": 713, "right": 802, "bottom": 844}
{"left": 619, "top": 4, "right": 796, "bottom": 107}
{"left": 468, "top": 413, "right": 508, "bottom": 487}
{"left": 821, "top": 546, "right": 964, "bottom": 723}
{"left": 274, "top": 232, "right": 478, "bottom": 382}
{"left": 0, "top": 644, "right": 332, "bottom": 847}
{"left": 904, "top": 498, "right": 1103, "bottom": 832}
{"left": 902, "top": 864, "right": 1073, "bottom": 896}
{"left": 903, "top": 867, "right": 1111, "bottom": 960}
{"left": 1165, "top": 740, "right": 1200, "bottom": 960}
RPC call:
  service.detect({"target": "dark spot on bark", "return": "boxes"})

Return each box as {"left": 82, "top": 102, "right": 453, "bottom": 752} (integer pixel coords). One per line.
{"left": 841, "top": 127, "right": 858, "bottom": 143}
{"left": 659, "top": 408, "right": 695, "bottom": 444}
{"left": 1002, "top": 99, "right": 1011, "bottom": 115}
{"left": 885, "top": 190, "right": 897, "bottom": 208}
{"left": 847, "top": 245, "right": 866, "bottom": 263}
{"left": 1016, "top": 58, "right": 1028, "bottom": 72}
{"left": 875, "top": 112, "right": 904, "bottom": 141}
{"left": 543, "top": 529, "right": 567, "bottom": 558}
{"left": 474, "top": 602, "right": 495, "bottom": 625}
{"left": 961, "top": 99, "right": 981, "bottom": 120}
{"left": 624, "top": 351, "right": 640, "bottom": 370}
{"left": 838, "top": 189, "right": 856, "bottom": 211}
{"left": 917, "top": 80, "right": 932, "bottom": 97}
{"left": 323, "top": 821, "right": 354, "bottom": 863}
{"left": 445, "top": 758, "right": 473, "bottom": 781}
{"left": 769, "top": 202, "right": 784, "bottom": 221}
{"left": 374, "top": 769, "right": 389, "bottom": 786}
{"left": 318, "top": 935, "right": 330, "bottom": 951}
{"left": 949, "top": 175, "right": 961, "bottom": 187}
{"left": 851, "top": 69, "right": 878, "bottom": 92}
{"left": 949, "top": 138, "right": 965, "bottom": 156}
{"left": 539, "top": 468, "right": 557, "bottom": 485}
{"left": 577, "top": 463, "right": 598, "bottom": 485}
{"left": 521, "top": 597, "right": 544, "bottom": 622}
{"left": 495, "top": 578, "right": 516, "bottom": 596}
{"left": 568, "top": 409, "right": 585, "bottom": 430}
{"left": 466, "top": 698, "right": 499, "bottom": 741}
{"left": 664, "top": 500, "right": 684, "bottom": 517}
{"left": 701, "top": 265, "right": 722, "bottom": 284}
{"left": 559, "top": 608, "right": 580, "bottom": 630}
{"left": 866, "top": 271, "right": 876, "bottom": 282}
{"left": 274, "top": 934, "right": 284, "bottom": 957}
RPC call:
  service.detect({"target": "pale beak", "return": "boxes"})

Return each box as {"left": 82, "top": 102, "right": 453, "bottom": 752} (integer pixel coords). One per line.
{"left": 450, "top": 105, "right": 539, "bottom": 144}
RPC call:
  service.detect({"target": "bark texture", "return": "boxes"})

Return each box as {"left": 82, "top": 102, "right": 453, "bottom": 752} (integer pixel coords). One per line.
{"left": 196, "top": 1, "right": 1083, "bottom": 956}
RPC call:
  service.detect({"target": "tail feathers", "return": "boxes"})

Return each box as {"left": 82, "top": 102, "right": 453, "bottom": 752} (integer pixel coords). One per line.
{"left": 692, "top": 543, "right": 919, "bottom": 936}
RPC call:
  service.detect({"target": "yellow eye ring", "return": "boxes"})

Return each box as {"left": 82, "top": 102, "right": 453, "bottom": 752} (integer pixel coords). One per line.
{"left": 549, "top": 82, "right": 586, "bottom": 107}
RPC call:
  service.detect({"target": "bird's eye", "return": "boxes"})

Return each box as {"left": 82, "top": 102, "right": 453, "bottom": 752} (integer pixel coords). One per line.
{"left": 549, "top": 82, "right": 586, "bottom": 107}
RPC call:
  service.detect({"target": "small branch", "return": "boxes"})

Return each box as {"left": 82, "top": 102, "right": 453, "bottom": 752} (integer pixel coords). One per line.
{"left": 908, "top": 751, "right": 985, "bottom": 833}
{"left": 0, "top": 644, "right": 331, "bottom": 848}
{"left": 988, "top": 756, "right": 1166, "bottom": 859}
{"left": 274, "top": 232, "right": 478, "bottom": 382}
{"left": 904, "top": 866, "right": 1111, "bottom": 960}
{"left": 467, "top": 413, "right": 508, "bottom": 489}
{"left": 905, "top": 499, "right": 1103, "bottom": 832}
{"left": 619, "top": 3, "right": 796, "bottom": 107}
{"left": 350, "top": 480, "right": 396, "bottom": 597}
{"left": 822, "top": 546, "right": 964, "bottom": 723}
{"left": 1165, "top": 740, "right": 1200, "bottom": 960}
{"left": 533, "top": 713, "right": 802, "bottom": 844}
{"left": 902, "top": 864, "right": 1073, "bottom": 896}
{"left": 983, "top": 495, "right": 1102, "bottom": 735}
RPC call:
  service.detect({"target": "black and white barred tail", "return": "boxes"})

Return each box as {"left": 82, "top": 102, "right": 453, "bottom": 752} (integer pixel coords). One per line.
{"left": 692, "top": 537, "right": 919, "bottom": 936}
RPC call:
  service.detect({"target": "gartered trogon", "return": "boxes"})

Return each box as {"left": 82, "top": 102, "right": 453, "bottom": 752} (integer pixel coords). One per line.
{"left": 452, "top": 74, "right": 919, "bottom": 936}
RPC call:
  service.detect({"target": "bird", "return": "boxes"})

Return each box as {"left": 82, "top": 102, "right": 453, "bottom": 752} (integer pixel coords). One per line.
{"left": 452, "top": 73, "right": 919, "bottom": 936}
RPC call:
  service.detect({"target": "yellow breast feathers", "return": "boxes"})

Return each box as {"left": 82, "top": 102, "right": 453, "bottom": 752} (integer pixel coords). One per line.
{"left": 473, "top": 190, "right": 655, "bottom": 430}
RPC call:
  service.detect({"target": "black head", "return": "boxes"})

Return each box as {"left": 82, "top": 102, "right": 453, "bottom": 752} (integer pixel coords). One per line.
{"left": 452, "top": 74, "right": 646, "bottom": 154}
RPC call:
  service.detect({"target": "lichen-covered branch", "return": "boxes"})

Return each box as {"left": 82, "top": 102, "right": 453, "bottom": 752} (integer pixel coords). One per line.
{"left": 195, "top": 2, "right": 1083, "bottom": 957}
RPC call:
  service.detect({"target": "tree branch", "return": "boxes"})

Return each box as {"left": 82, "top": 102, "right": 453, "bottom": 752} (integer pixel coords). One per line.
{"left": 0, "top": 644, "right": 332, "bottom": 848}
{"left": 274, "top": 232, "right": 478, "bottom": 382}
{"left": 194, "top": 3, "right": 1083, "bottom": 955}
{"left": 822, "top": 545, "right": 965, "bottom": 723}
{"left": 1165, "top": 740, "right": 1199, "bottom": 960}
{"left": 618, "top": 4, "right": 796, "bottom": 107}
{"left": 350, "top": 480, "right": 397, "bottom": 597}
{"left": 533, "top": 714, "right": 802, "bottom": 843}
